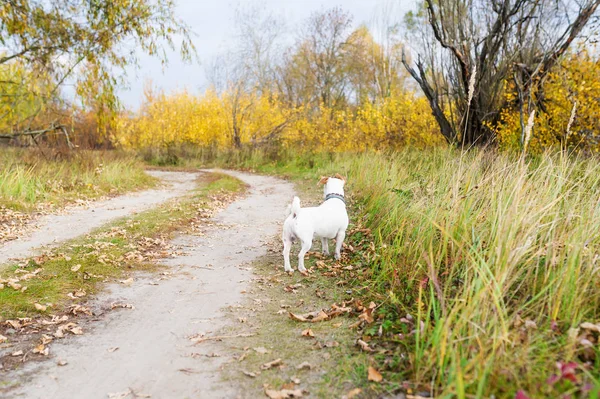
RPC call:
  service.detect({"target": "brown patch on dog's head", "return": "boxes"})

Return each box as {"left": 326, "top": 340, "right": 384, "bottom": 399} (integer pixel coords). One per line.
{"left": 334, "top": 173, "right": 346, "bottom": 183}
{"left": 318, "top": 176, "right": 329, "bottom": 185}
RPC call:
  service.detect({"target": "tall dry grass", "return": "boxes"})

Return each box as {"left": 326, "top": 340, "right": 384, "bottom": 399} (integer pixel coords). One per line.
{"left": 342, "top": 149, "right": 600, "bottom": 397}
{"left": 0, "top": 149, "right": 155, "bottom": 210}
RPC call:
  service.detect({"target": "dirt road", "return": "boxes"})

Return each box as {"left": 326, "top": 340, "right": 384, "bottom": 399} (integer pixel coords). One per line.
{"left": 2, "top": 170, "right": 295, "bottom": 399}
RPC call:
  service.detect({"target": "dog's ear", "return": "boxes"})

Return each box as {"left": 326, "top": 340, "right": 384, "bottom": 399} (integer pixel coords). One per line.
{"left": 334, "top": 173, "right": 346, "bottom": 183}
{"left": 318, "top": 176, "right": 329, "bottom": 185}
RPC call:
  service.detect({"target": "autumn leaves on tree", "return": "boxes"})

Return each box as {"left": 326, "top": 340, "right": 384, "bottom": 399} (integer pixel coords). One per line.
{"left": 2, "top": 2, "right": 600, "bottom": 153}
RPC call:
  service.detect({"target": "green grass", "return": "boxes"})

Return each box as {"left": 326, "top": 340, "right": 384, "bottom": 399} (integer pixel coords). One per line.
{"left": 0, "top": 148, "right": 155, "bottom": 211}
{"left": 0, "top": 172, "right": 246, "bottom": 320}
{"left": 160, "top": 145, "right": 600, "bottom": 398}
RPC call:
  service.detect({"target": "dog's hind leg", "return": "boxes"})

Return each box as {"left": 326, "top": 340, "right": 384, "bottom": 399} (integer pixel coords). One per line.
{"left": 334, "top": 230, "right": 346, "bottom": 260}
{"left": 283, "top": 236, "right": 293, "bottom": 273}
{"left": 297, "top": 239, "right": 312, "bottom": 273}
{"left": 321, "top": 237, "right": 330, "bottom": 256}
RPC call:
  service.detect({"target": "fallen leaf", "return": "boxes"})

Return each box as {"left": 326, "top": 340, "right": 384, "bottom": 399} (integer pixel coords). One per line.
{"left": 289, "top": 310, "right": 329, "bottom": 323}
{"left": 34, "top": 303, "right": 47, "bottom": 311}
{"left": 69, "top": 326, "right": 83, "bottom": 335}
{"left": 57, "top": 359, "right": 68, "bottom": 366}
{"left": 301, "top": 328, "right": 315, "bottom": 338}
{"left": 242, "top": 370, "right": 257, "bottom": 378}
{"left": 110, "top": 302, "right": 135, "bottom": 310}
{"left": 0, "top": 335, "right": 7, "bottom": 343}
{"left": 11, "top": 350, "right": 23, "bottom": 357}
{"left": 120, "top": 278, "right": 134, "bottom": 286}
{"left": 312, "top": 310, "right": 329, "bottom": 322}
{"left": 357, "top": 339, "right": 374, "bottom": 352}
{"left": 5, "top": 320, "right": 21, "bottom": 329}
{"left": 580, "top": 322, "right": 600, "bottom": 333}
{"left": 70, "top": 304, "right": 92, "bottom": 315}
{"left": 8, "top": 282, "right": 21, "bottom": 290}
{"left": 70, "top": 264, "right": 81, "bottom": 272}
{"left": 265, "top": 388, "right": 304, "bottom": 399}
{"left": 347, "top": 388, "right": 362, "bottom": 398}
{"left": 367, "top": 366, "right": 383, "bottom": 382}
{"left": 261, "top": 358, "right": 283, "bottom": 370}
{"left": 358, "top": 304, "right": 376, "bottom": 324}
{"left": 296, "top": 361, "right": 312, "bottom": 370}
{"left": 108, "top": 389, "right": 131, "bottom": 399}
{"left": 33, "top": 344, "right": 49, "bottom": 356}
{"left": 108, "top": 347, "right": 119, "bottom": 353}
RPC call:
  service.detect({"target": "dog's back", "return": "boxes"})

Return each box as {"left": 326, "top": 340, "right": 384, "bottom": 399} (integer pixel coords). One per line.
{"left": 283, "top": 196, "right": 347, "bottom": 240}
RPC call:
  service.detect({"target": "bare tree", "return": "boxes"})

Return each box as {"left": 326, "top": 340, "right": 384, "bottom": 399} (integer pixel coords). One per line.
{"left": 207, "top": 5, "right": 287, "bottom": 148}
{"left": 368, "top": 1, "right": 407, "bottom": 101}
{"left": 402, "top": 0, "right": 600, "bottom": 146}
{"left": 234, "top": 5, "right": 285, "bottom": 94}
{"left": 280, "top": 7, "right": 353, "bottom": 110}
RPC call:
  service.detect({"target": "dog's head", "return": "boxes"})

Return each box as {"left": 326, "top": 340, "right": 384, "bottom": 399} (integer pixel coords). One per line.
{"left": 318, "top": 173, "right": 346, "bottom": 198}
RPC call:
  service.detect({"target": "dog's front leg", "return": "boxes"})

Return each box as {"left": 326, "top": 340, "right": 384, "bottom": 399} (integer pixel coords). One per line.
{"left": 334, "top": 230, "right": 346, "bottom": 260}
{"left": 321, "top": 237, "right": 330, "bottom": 256}
{"left": 283, "top": 237, "right": 293, "bottom": 272}
{"left": 297, "top": 240, "right": 311, "bottom": 273}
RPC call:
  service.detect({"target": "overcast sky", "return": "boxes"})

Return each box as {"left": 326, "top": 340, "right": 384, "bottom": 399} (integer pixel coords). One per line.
{"left": 118, "top": 0, "right": 416, "bottom": 109}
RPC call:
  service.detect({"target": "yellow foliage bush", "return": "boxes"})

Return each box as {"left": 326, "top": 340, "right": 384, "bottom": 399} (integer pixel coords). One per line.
{"left": 494, "top": 51, "right": 600, "bottom": 153}
{"left": 0, "top": 60, "right": 51, "bottom": 133}
{"left": 114, "top": 86, "right": 443, "bottom": 152}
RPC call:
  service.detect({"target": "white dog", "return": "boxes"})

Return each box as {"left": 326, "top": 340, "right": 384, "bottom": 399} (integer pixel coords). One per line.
{"left": 282, "top": 174, "right": 349, "bottom": 273}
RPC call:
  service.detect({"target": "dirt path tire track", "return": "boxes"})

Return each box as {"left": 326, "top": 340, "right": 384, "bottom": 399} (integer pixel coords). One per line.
{"left": 0, "top": 170, "right": 199, "bottom": 266}
{"left": 3, "top": 169, "right": 295, "bottom": 399}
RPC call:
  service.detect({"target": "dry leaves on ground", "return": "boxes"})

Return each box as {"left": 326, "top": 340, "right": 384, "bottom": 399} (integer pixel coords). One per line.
{"left": 357, "top": 339, "right": 374, "bottom": 352}
{"left": 301, "top": 328, "right": 315, "bottom": 338}
{"left": 287, "top": 299, "right": 377, "bottom": 329}
{"left": 107, "top": 389, "right": 131, "bottom": 399}
{"left": 345, "top": 388, "right": 362, "bottom": 398}
{"left": 289, "top": 310, "right": 329, "bottom": 323}
{"left": 110, "top": 302, "right": 135, "bottom": 310}
{"left": 296, "top": 361, "right": 312, "bottom": 370}
{"left": 0, "top": 206, "right": 34, "bottom": 243}
{"left": 264, "top": 388, "right": 305, "bottom": 399}
{"left": 367, "top": 366, "right": 383, "bottom": 382}
{"left": 261, "top": 358, "right": 283, "bottom": 370}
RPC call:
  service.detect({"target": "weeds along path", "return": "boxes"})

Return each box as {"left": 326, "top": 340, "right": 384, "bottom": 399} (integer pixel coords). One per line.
{"left": 5, "top": 170, "right": 295, "bottom": 399}
{"left": 0, "top": 171, "right": 198, "bottom": 266}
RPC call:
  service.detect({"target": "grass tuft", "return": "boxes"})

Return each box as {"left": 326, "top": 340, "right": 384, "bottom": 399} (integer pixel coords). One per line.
{"left": 0, "top": 148, "right": 155, "bottom": 211}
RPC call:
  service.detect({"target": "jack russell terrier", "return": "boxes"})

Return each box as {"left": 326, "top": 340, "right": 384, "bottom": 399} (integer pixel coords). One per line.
{"left": 282, "top": 174, "right": 349, "bottom": 273}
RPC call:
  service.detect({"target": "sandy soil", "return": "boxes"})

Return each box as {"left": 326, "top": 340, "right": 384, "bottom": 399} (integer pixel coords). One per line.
{"left": 2, "top": 170, "right": 295, "bottom": 399}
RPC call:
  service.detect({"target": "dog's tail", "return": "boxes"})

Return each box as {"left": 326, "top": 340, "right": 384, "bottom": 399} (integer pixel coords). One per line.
{"left": 288, "top": 196, "right": 301, "bottom": 218}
